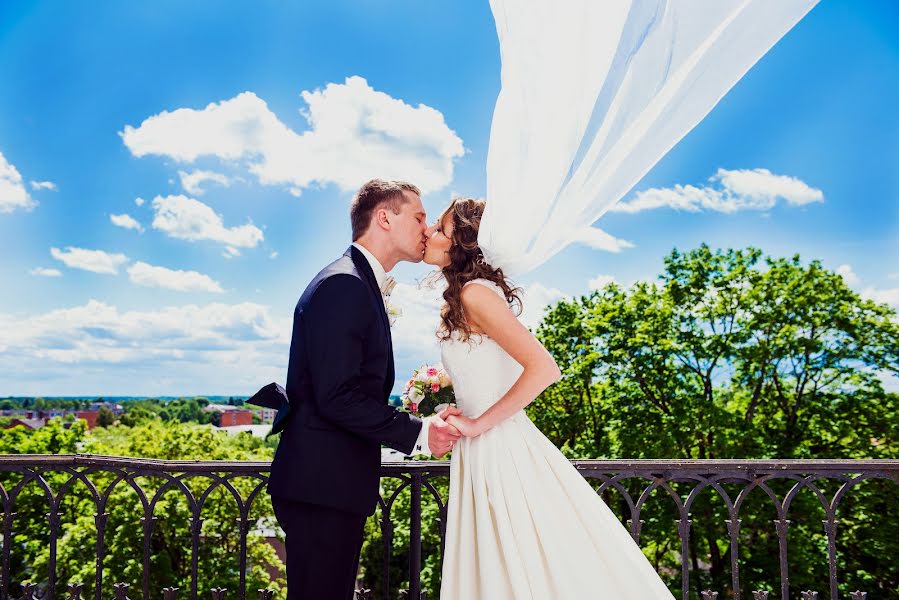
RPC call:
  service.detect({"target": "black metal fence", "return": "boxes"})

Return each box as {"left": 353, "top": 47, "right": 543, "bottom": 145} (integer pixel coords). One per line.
{"left": 1, "top": 455, "right": 896, "bottom": 600}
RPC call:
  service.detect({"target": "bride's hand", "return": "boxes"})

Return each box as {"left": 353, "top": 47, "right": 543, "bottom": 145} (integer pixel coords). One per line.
{"left": 445, "top": 414, "right": 485, "bottom": 438}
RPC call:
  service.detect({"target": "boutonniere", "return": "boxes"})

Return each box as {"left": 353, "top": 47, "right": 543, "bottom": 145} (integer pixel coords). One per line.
{"left": 386, "top": 300, "right": 402, "bottom": 327}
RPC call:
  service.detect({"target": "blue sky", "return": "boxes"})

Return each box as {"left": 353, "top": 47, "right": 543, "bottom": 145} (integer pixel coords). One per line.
{"left": 0, "top": 1, "right": 896, "bottom": 396}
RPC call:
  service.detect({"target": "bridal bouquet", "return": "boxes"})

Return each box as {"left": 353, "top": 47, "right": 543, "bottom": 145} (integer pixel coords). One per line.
{"left": 401, "top": 364, "right": 454, "bottom": 416}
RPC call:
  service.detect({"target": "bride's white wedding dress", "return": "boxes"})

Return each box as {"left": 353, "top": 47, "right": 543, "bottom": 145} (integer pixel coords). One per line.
{"left": 439, "top": 279, "right": 675, "bottom": 599}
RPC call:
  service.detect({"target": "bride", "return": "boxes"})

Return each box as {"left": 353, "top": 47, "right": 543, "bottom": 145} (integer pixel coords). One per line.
{"left": 422, "top": 197, "right": 675, "bottom": 599}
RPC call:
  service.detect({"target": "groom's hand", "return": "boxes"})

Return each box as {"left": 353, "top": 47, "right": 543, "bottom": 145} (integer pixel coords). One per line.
{"left": 428, "top": 411, "right": 462, "bottom": 458}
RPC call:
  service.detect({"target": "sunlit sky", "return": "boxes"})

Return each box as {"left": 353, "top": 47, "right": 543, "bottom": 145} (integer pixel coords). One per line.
{"left": 1, "top": 1, "right": 896, "bottom": 395}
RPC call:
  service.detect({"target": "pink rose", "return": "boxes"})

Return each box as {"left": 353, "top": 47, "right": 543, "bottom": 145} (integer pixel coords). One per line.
{"left": 427, "top": 367, "right": 438, "bottom": 377}
{"left": 431, "top": 383, "right": 440, "bottom": 393}
{"left": 410, "top": 403, "right": 418, "bottom": 413}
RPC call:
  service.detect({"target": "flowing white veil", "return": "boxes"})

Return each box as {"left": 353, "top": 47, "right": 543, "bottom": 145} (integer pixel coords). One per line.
{"left": 478, "top": 0, "right": 819, "bottom": 277}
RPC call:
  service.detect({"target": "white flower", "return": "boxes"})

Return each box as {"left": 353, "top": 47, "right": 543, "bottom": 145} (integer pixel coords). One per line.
{"left": 408, "top": 387, "right": 425, "bottom": 403}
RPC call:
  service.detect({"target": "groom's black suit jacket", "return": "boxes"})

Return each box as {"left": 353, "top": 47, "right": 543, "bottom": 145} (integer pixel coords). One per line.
{"left": 267, "top": 246, "right": 424, "bottom": 516}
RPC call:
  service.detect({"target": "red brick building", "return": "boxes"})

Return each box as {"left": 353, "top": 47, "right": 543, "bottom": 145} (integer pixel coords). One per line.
{"left": 76, "top": 410, "right": 100, "bottom": 429}
{"left": 216, "top": 409, "right": 253, "bottom": 427}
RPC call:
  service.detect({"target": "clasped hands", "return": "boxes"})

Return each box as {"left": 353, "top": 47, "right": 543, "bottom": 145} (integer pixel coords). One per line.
{"left": 426, "top": 404, "right": 485, "bottom": 458}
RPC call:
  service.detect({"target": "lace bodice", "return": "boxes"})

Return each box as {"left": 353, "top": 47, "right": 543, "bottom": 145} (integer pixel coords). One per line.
{"left": 439, "top": 279, "right": 524, "bottom": 418}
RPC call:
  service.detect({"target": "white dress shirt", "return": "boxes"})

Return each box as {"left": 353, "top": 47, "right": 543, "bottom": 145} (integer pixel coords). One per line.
{"left": 352, "top": 242, "right": 431, "bottom": 457}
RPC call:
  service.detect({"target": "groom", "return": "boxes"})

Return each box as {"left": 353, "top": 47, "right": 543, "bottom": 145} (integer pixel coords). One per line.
{"left": 267, "top": 179, "right": 463, "bottom": 600}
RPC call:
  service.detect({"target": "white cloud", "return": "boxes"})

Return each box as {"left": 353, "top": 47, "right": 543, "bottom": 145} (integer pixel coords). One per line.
{"left": 121, "top": 76, "right": 465, "bottom": 195}
{"left": 390, "top": 281, "right": 445, "bottom": 364}
{"left": 50, "top": 247, "right": 128, "bottom": 275}
{"left": 0, "top": 300, "right": 289, "bottom": 394}
{"left": 135, "top": 196, "right": 145, "bottom": 207}
{"left": 613, "top": 168, "right": 823, "bottom": 214}
{"left": 0, "top": 151, "right": 36, "bottom": 213}
{"left": 30, "top": 267, "right": 62, "bottom": 277}
{"left": 832, "top": 263, "right": 898, "bottom": 310}
{"left": 862, "top": 287, "right": 899, "bottom": 309}
{"left": 519, "top": 282, "right": 568, "bottom": 330}
{"left": 588, "top": 274, "right": 617, "bottom": 291}
{"left": 127, "top": 261, "right": 224, "bottom": 293}
{"left": 110, "top": 213, "right": 144, "bottom": 232}
{"left": 573, "top": 227, "right": 633, "bottom": 253}
{"left": 178, "top": 169, "right": 232, "bottom": 196}
{"left": 836, "top": 264, "right": 860, "bottom": 286}
{"left": 269, "top": 251, "right": 279, "bottom": 260}
{"left": 30, "top": 180, "right": 57, "bottom": 191}
{"left": 151, "top": 194, "right": 263, "bottom": 248}
{"left": 222, "top": 246, "right": 241, "bottom": 259}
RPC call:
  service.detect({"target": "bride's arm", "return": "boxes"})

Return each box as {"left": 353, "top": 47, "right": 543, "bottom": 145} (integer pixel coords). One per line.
{"left": 446, "top": 283, "right": 561, "bottom": 437}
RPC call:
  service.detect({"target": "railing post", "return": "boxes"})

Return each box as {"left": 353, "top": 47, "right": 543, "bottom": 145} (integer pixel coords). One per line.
{"left": 1, "top": 509, "right": 15, "bottom": 600}
{"left": 93, "top": 512, "right": 108, "bottom": 600}
{"left": 140, "top": 516, "right": 155, "bottom": 600}
{"left": 774, "top": 519, "right": 791, "bottom": 600}
{"left": 409, "top": 471, "right": 423, "bottom": 599}
{"left": 822, "top": 519, "right": 839, "bottom": 600}
{"left": 676, "top": 517, "right": 692, "bottom": 600}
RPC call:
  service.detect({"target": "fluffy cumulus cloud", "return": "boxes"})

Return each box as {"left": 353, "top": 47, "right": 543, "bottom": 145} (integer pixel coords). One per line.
{"left": 151, "top": 194, "right": 263, "bottom": 248}
{"left": 518, "top": 282, "right": 568, "bottom": 330}
{"left": 30, "top": 267, "right": 62, "bottom": 277}
{"left": 127, "top": 261, "right": 224, "bottom": 293}
{"left": 862, "top": 287, "right": 899, "bottom": 309}
{"left": 613, "top": 168, "right": 823, "bottom": 214}
{"left": 390, "top": 281, "right": 445, "bottom": 366}
{"left": 0, "top": 300, "right": 290, "bottom": 394}
{"left": 833, "top": 263, "right": 899, "bottom": 309}
{"left": 121, "top": 77, "right": 465, "bottom": 195}
{"left": 588, "top": 274, "right": 617, "bottom": 291}
{"left": 837, "top": 264, "right": 860, "bottom": 286}
{"left": 30, "top": 180, "right": 57, "bottom": 191}
{"left": 178, "top": 169, "right": 232, "bottom": 196}
{"left": 50, "top": 247, "right": 128, "bottom": 275}
{"left": 110, "top": 213, "right": 144, "bottom": 232}
{"left": 572, "top": 227, "right": 633, "bottom": 253}
{"left": 0, "top": 151, "right": 37, "bottom": 213}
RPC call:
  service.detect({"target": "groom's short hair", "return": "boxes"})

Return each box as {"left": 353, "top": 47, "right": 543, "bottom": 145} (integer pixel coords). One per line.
{"left": 350, "top": 179, "right": 421, "bottom": 241}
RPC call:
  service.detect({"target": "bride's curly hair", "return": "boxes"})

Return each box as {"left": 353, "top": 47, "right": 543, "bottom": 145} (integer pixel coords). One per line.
{"left": 436, "top": 197, "right": 522, "bottom": 342}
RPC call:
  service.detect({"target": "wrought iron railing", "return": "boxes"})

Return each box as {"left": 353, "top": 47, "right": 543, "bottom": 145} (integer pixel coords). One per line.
{"left": 1, "top": 455, "right": 896, "bottom": 600}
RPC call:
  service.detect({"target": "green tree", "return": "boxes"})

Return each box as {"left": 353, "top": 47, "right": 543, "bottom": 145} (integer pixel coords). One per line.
{"left": 533, "top": 245, "right": 899, "bottom": 596}
{"left": 97, "top": 405, "right": 116, "bottom": 427}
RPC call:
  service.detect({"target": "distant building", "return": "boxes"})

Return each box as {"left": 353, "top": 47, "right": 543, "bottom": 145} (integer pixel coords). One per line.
{"left": 76, "top": 410, "right": 100, "bottom": 429}
{"left": 254, "top": 407, "right": 276, "bottom": 424}
{"left": 2, "top": 418, "right": 45, "bottom": 431}
{"left": 1, "top": 409, "right": 101, "bottom": 430}
{"left": 204, "top": 404, "right": 254, "bottom": 427}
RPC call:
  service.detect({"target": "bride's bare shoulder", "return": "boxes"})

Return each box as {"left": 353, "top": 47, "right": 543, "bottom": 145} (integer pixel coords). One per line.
{"left": 460, "top": 280, "right": 510, "bottom": 330}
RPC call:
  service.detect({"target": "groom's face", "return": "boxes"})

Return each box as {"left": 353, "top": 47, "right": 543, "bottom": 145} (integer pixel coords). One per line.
{"left": 390, "top": 190, "right": 428, "bottom": 263}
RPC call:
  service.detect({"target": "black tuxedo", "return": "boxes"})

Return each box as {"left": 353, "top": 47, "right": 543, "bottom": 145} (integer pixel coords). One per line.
{"left": 266, "top": 245, "right": 423, "bottom": 599}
